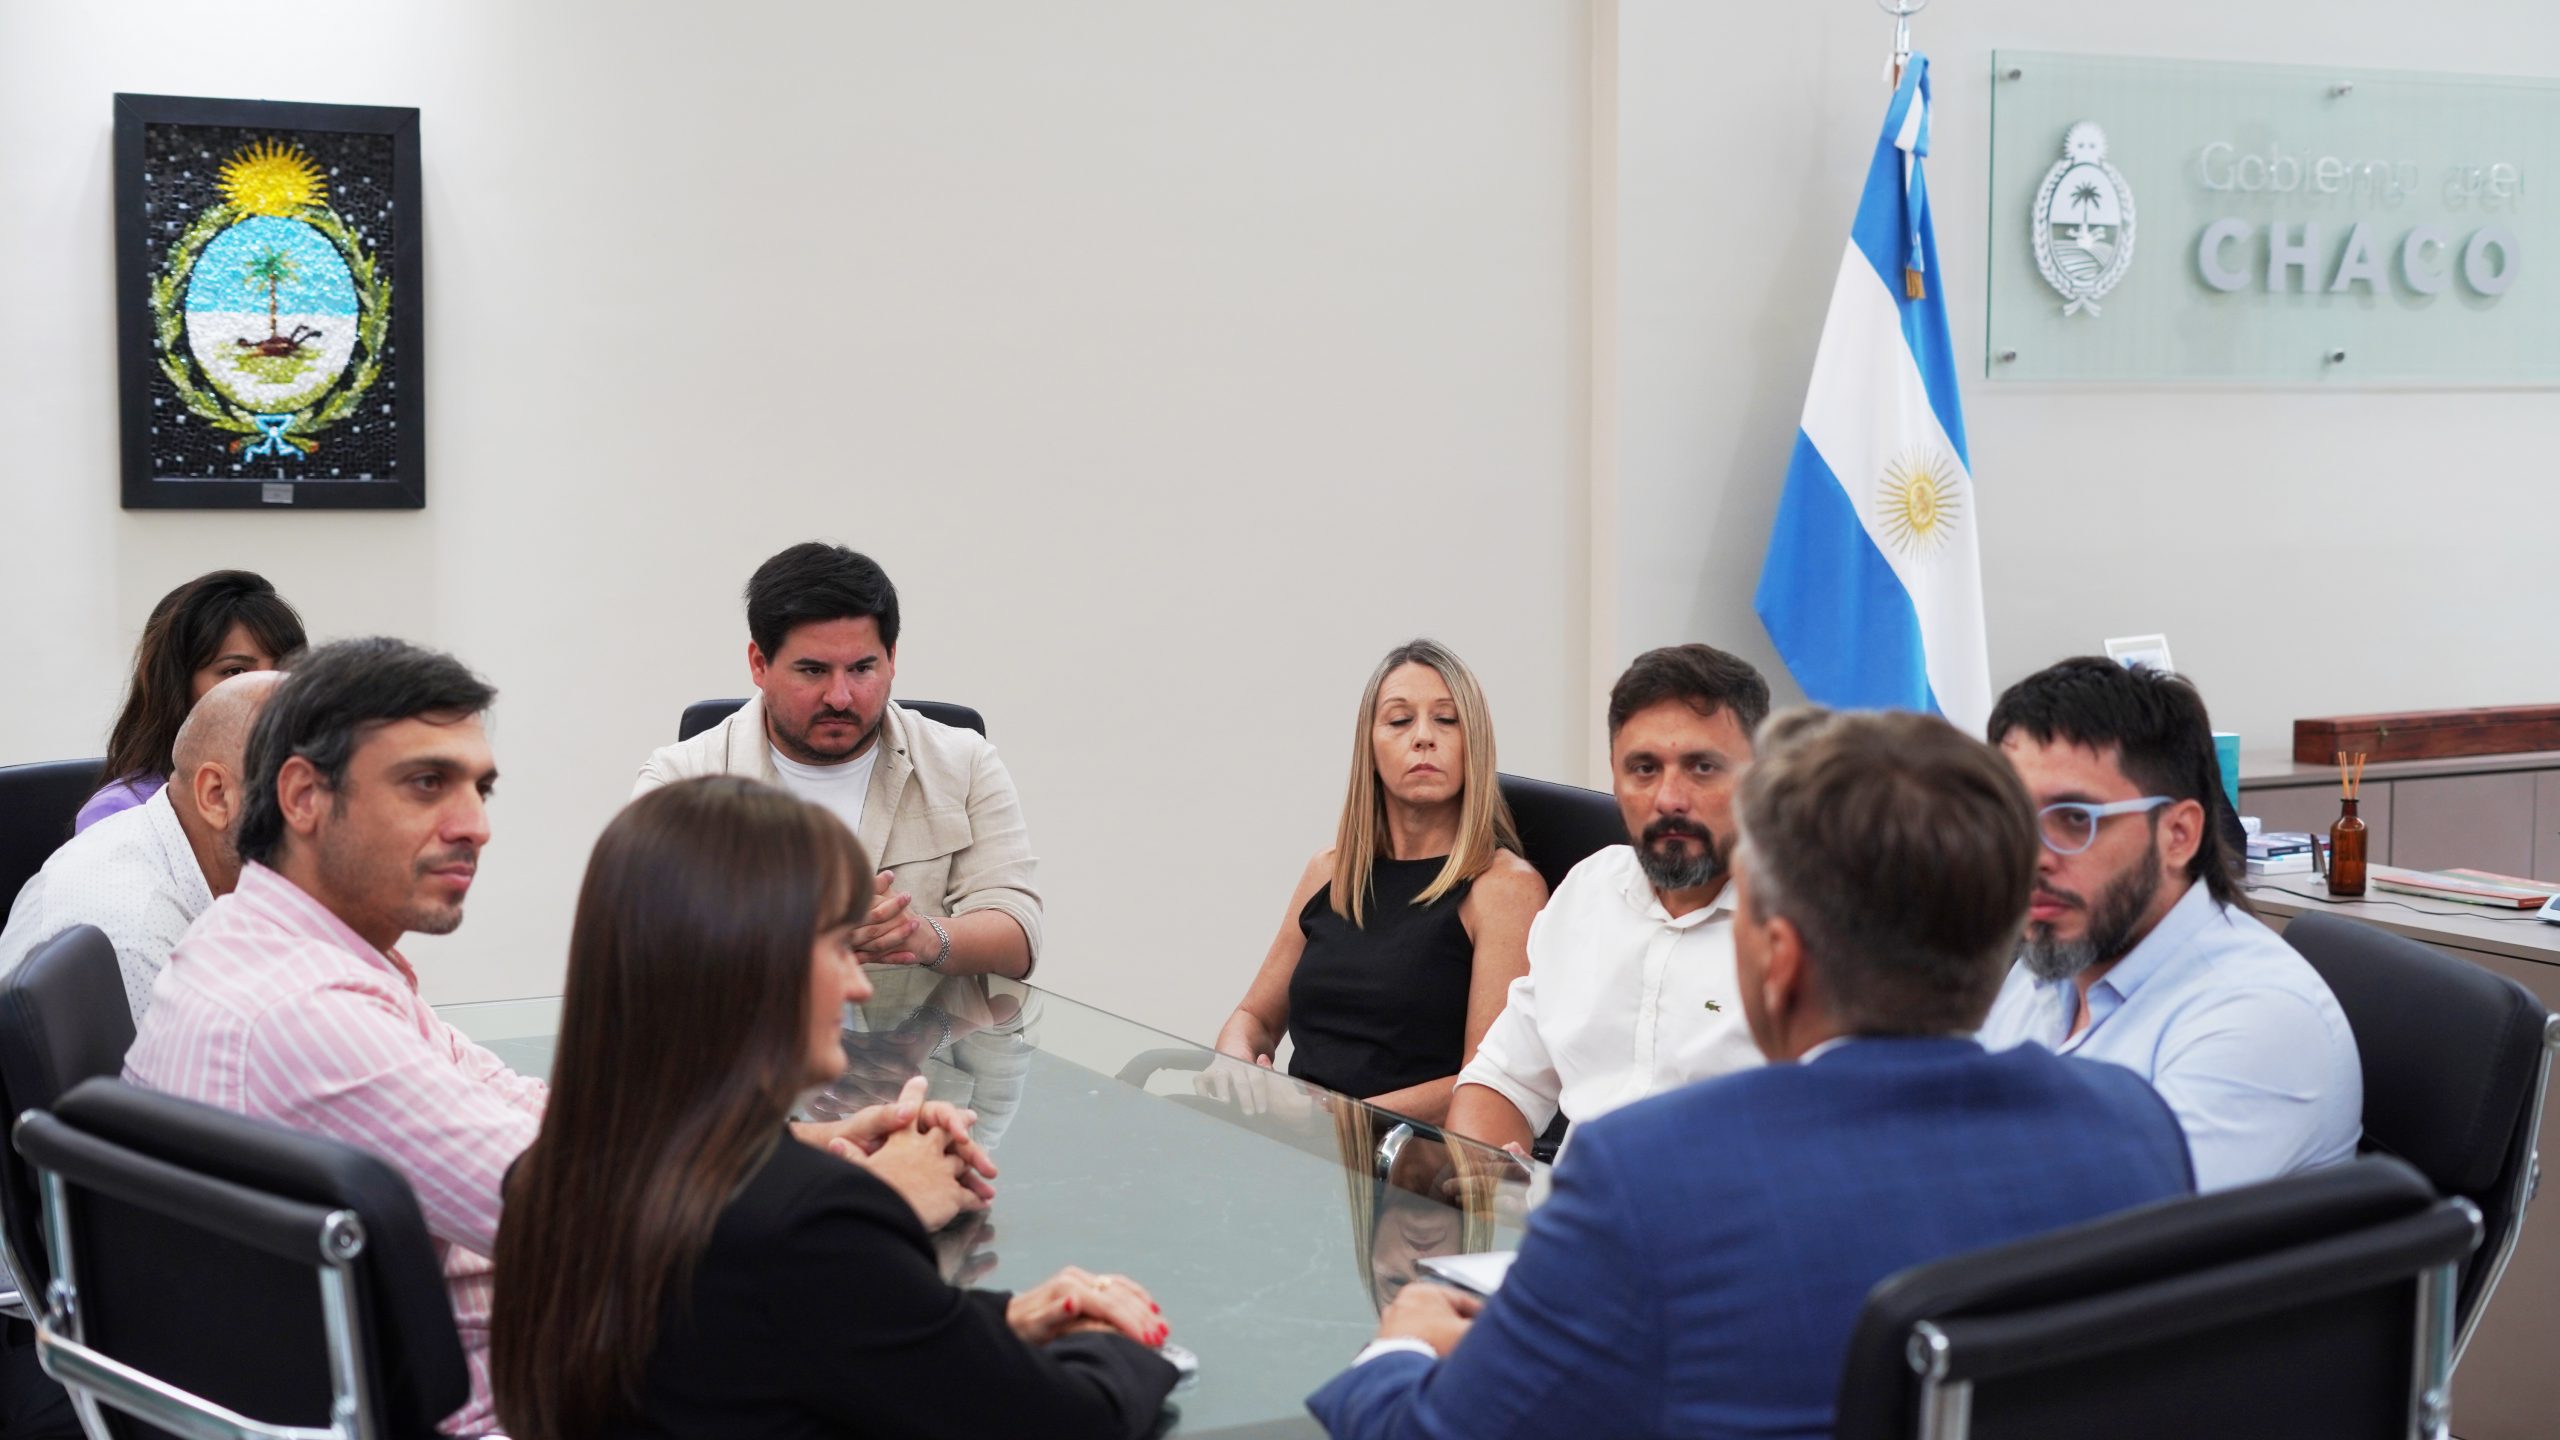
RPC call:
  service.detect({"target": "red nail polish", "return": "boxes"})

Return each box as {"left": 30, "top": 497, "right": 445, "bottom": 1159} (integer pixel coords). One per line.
{"left": 1064, "top": 1298, "right": 1077, "bottom": 1316}
{"left": 1151, "top": 1303, "right": 1161, "bottom": 1314}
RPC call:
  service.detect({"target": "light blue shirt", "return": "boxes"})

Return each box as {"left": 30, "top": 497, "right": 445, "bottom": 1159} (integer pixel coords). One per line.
{"left": 1980, "top": 880, "right": 2361, "bottom": 1192}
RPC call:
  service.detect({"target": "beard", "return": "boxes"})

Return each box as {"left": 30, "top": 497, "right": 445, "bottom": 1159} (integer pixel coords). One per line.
{"left": 312, "top": 836, "right": 475, "bottom": 942}
{"left": 396, "top": 843, "right": 478, "bottom": 936}
{"left": 1636, "top": 816, "right": 1725, "bottom": 891}
{"left": 2020, "top": 840, "right": 2162, "bottom": 982}
{"left": 774, "top": 705, "right": 880, "bottom": 764}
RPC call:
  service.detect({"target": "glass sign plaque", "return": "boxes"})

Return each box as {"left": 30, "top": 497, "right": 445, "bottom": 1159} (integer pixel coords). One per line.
{"left": 1986, "top": 52, "right": 2555, "bottom": 383}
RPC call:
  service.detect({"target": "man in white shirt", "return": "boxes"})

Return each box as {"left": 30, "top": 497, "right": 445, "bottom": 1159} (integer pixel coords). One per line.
{"left": 634, "top": 543, "right": 1040, "bottom": 979}
{"left": 0, "top": 671, "right": 278, "bottom": 1020}
{"left": 1445, "top": 645, "right": 1771, "bottom": 1156}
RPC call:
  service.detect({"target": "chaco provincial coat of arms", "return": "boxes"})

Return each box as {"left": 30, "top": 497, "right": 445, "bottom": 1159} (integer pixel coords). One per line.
{"left": 2033, "top": 121, "right": 2136, "bottom": 317}
{"left": 115, "top": 93, "right": 422, "bottom": 510}
{"left": 153, "top": 138, "right": 389, "bottom": 461}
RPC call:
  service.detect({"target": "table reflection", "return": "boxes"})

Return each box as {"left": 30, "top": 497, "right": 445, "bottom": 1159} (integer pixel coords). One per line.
{"left": 440, "top": 973, "right": 1537, "bottom": 1435}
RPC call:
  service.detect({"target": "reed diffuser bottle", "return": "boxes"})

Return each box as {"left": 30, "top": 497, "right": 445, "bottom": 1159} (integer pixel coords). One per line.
{"left": 2328, "top": 751, "right": 2368, "bottom": 898}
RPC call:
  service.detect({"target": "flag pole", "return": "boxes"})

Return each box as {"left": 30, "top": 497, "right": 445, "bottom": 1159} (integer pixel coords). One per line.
{"left": 1876, "top": 0, "right": 1929, "bottom": 88}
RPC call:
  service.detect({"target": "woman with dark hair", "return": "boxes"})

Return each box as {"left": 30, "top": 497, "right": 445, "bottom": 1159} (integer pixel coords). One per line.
{"left": 492, "top": 777, "right": 1177, "bottom": 1440}
{"left": 78, "top": 569, "right": 304, "bottom": 833}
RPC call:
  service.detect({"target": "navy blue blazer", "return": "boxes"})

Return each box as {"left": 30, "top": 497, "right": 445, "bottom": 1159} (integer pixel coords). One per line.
{"left": 1308, "top": 1035, "right": 2192, "bottom": 1440}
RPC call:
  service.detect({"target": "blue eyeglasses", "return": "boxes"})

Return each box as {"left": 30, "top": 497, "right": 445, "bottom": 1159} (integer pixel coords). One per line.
{"left": 2036, "top": 797, "right": 2173, "bottom": 855}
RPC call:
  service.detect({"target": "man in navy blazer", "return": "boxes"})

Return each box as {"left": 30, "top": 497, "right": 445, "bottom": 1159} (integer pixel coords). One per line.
{"left": 1308, "top": 708, "right": 2194, "bottom": 1440}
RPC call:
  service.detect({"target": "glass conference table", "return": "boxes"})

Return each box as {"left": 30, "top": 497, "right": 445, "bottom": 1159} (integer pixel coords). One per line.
{"left": 438, "top": 967, "right": 1539, "bottom": 1439}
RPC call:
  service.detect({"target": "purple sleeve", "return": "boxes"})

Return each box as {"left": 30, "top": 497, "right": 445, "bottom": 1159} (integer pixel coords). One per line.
{"left": 72, "top": 776, "right": 166, "bottom": 835}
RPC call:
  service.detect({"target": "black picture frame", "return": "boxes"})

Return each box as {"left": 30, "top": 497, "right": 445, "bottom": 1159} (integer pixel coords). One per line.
{"left": 114, "top": 93, "right": 423, "bottom": 510}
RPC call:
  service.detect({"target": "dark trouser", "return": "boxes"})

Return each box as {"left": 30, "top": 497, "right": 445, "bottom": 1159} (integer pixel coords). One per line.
{"left": 0, "top": 1318, "right": 77, "bottom": 1440}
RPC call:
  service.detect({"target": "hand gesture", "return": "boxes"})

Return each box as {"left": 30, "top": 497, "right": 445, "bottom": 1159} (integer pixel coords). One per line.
{"left": 835, "top": 1120, "right": 985, "bottom": 1231}
{"left": 850, "top": 872, "right": 924, "bottom": 965}
{"left": 804, "top": 1076, "right": 997, "bottom": 1215}
{"left": 1376, "top": 1282, "right": 1481, "bottom": 1357}
{"left": 1193, "top": 1051, "right": 1318, "bottom": 1120}
{"left": 1006, "top": 1267, "right": 1168, "bottom": 1349}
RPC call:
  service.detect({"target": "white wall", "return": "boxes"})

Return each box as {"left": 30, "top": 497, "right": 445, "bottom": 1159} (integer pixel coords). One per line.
{"left": 10, "top": 0, "right": 2553, "bottom": 1045}
{"left": 0, "top": 1, "right": 1591, "bottom": 1044}
{"left": 1612, "top": 1, "right": 2560, "bottom": 756}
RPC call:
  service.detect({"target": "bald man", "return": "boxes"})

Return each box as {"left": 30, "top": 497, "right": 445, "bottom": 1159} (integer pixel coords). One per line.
{"left": 1, "top": 671, "right": 282, "bottom": 1020}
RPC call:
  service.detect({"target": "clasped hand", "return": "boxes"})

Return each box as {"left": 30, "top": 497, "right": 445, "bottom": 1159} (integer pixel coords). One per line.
{"left": 849, "top": 870, "right": 928, "bottom": 965}
{"left": 1005, "top": 1267, "right": 1171, "bottom": 1350}
{"left": 1194, "top": 1049, "right": 1321, "bottom": 1120}
{"left": 794, "top": 1075, "right": 997, "bottom": 1230}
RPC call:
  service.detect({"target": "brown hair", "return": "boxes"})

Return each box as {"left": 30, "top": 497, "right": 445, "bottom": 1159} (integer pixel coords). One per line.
{"left": 491, "top": 777, "right": 873, "bottom": 1440}
{"left": 1606, "top": 643, "right": 1770, "bottom": 741}
{"left": 102, "top": 570, "right": 306, "bottom": 786}
{"left": 1734, "top": 707, "right": 2038, "bottom": 1034}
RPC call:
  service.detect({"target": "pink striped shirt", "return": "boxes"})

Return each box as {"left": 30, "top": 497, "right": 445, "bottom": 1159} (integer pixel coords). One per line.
{"left": 127, "top": 862, "right": 545, "bottom": 1436}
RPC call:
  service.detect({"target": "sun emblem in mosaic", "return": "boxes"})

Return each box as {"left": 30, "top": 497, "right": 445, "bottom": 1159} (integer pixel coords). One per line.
{"left": 148, "top": 138, "right": 389, "bottom": 459}
{"left": 1877, "top": 448, "right": 1964, "bottom": 557}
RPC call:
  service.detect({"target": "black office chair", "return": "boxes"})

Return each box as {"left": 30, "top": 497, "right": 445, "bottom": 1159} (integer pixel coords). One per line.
{"left": 676, "top": 698, "right": 987, "bottom": 742}
{"left": 2281, "top": 911, "right": 2559, "bottom": 1366}
{"left": 15, "top": 1079, "right": 469, "bottom": 1440}
{"left": 1834, "top": 1156, "right": 2480, "bottom": 1440}
{"left": 0, "top": 760, "right": 103, "bottom": 919}
{"left": 0, "top": 926, "right": 133, "bottom": 1309}
{"left": 1495, "top": 772, "right": 1623, "bottom": 893}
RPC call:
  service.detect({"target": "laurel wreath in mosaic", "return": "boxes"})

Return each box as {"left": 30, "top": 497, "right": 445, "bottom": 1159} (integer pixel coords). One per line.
{"left": 148, "top": 200, "right": 392, "bottom": 453}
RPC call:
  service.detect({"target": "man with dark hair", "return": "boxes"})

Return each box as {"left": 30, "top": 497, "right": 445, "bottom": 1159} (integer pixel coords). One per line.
{"left": 1310, "top": 710, "right": 2191, "bottom": 1440}
{"left": 1978, "top": 656, "right": 2360, "bottom": 1190}
{"left": 130, "top": 639, "right": 996, "bottom": 1436}
{"left": 1444, "top": 644, "right": 1773, "bottom": 1157}
{"left": 635, "top": 543, "right": 1039, "bottom": 979}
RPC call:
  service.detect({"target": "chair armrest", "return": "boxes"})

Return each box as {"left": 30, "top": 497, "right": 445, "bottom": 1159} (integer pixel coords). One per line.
{"left": 1922, "top": 1202, "right": 2479, "bottom": 1385}
{"left": 1112, "top": 1049, "right": 1217, "bottom": 1087}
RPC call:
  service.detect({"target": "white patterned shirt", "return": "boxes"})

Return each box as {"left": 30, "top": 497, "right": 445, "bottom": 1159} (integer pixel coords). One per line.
{"left": 1456, "top": 845, "right": 1763, "bottom": 1138}
{"left": 0, "top": 786, "right": 211, "bottom": 1022}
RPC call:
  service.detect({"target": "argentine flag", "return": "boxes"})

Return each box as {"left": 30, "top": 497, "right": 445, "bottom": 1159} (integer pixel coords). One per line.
{"left": 1754, "top": 54, "right": 1990, "bottom": 733}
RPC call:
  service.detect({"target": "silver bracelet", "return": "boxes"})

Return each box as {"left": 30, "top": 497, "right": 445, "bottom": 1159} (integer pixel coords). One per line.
{"left": 922, "top": 916, "right": 952, "bottom": 971}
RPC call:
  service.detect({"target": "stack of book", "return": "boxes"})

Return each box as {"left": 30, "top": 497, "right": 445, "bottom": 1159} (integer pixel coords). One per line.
{"left": 2245, "top": 832, "right": 2318, "bottom": 876}
{"left": 2369, "top": 867, "right": 2560, "bottom": 909}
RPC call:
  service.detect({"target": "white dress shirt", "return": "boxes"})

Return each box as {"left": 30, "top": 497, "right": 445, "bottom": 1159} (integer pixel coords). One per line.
{"left": 0, "top": 786, "right": 212, "bottom": 1023}
{"left": 1455, "top": 845, "right": 1762, "bottom": 1136}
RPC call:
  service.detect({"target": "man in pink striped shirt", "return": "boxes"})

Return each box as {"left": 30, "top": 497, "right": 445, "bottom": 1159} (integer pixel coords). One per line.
{"left": 128, "top": 638, "right": 994, "bottom": 1436}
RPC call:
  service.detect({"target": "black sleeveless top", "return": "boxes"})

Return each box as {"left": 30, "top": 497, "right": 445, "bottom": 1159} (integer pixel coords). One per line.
{"left": 1285, "top": 855, "right": 1476, "bottom": 1102}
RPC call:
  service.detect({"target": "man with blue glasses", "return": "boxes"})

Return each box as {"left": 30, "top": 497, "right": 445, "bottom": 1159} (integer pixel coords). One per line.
{"left": 1977, "top": 657, "right": 2360, "bottom": 1190}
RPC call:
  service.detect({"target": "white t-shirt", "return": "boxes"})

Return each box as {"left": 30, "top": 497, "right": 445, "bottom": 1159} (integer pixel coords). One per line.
{"left": 768, "top": 744, "right": 879, "bottom": 840}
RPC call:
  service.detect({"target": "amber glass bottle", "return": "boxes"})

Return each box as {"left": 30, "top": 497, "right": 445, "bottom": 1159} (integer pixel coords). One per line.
{"left": 2328, "top": 798, "right": 2368, "bottom": 897}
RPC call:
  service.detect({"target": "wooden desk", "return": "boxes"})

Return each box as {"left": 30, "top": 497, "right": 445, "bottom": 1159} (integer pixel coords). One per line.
{"left": 2238, "top": 750, "right": 2560, "bottom": 883}
{"left": 2245, "top": 880, "right": 2560, "bottom": 1440}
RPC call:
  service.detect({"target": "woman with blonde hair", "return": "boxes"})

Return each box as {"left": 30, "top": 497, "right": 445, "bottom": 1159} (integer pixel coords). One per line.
{"left": 1213, "top": 639, "right": 1546, "bottom": 1126}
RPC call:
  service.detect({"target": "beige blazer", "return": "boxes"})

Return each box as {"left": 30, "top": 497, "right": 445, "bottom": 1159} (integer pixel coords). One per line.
{"left": 633, "top": 695, "right": 1043, "bottom": 962}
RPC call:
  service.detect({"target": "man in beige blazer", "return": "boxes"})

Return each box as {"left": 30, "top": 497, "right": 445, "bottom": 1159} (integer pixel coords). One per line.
{"left": 635, "top": 543, "right": 1040, "bottom": 978}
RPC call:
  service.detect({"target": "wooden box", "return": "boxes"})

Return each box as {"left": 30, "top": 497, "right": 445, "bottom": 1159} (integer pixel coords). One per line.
{"left": 2293, "top": 705, "right": 2560, "bottom": 765}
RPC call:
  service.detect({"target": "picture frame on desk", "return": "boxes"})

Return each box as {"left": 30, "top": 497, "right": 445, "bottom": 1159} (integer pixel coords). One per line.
{"left": 2103, "top": 633, "right": 2174, "bottom": 673}
{"left": 113, "top": 93, "right": 424, "bottom": 511}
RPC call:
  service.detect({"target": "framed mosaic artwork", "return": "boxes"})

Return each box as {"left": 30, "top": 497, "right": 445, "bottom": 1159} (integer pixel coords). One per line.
{"left": 114, "top": 94, "right": 422, "bottom": 509}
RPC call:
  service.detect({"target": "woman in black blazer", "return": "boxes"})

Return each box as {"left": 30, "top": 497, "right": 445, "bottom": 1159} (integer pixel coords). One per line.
{"left": 492, "top": 777, "right": 1177, "bottom": 1440}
